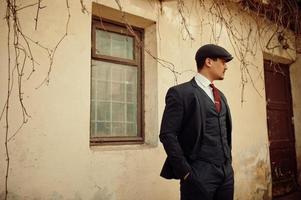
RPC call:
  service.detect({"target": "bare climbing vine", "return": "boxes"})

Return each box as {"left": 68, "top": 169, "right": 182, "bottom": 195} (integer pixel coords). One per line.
{"left": 113, "top": 0, "right": 300, "bottom": 103}
{"left": 2, "top": 0, "right": 71, "bottom": 199}
{"left": 113, "top": 0, "right": 196, "bottom": 84}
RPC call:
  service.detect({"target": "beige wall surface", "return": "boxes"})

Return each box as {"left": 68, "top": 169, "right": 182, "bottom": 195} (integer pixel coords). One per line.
{"left": 0, "top": 0, "right": 300, "bottom": 200}
{"left": 291, "top": 54, "right": 301, "bottom": 186}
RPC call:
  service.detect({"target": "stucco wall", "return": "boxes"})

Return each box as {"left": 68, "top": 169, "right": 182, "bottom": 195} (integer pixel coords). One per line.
{"left": 291, "top": 54, "right": 301, "bottom": 186}
{"left": 0, "top": 0, "right": 299, "bottom": 200}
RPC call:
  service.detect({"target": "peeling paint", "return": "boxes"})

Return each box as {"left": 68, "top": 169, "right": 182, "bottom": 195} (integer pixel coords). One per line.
{"left": 234, "top": 145, "right": 272, "bottom": 200}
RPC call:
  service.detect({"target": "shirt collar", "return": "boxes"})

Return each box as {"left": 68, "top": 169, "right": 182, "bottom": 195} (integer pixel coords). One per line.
{"left": 195, "top": 73, "right": 211, "bottom": 88}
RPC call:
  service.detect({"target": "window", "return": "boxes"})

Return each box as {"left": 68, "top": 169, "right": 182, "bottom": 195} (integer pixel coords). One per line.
{"left": 90, "top": 18, "right": 144, "bottom": 145}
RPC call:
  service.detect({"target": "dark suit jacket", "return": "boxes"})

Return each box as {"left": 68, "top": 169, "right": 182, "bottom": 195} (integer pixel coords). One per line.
{"left": 159, "top": 78, "right": 232, "bottom": 179}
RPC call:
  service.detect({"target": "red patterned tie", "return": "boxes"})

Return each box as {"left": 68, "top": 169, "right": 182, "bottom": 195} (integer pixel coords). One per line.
{"left": 210, "top": 83, "right": 221, "bottom": 113}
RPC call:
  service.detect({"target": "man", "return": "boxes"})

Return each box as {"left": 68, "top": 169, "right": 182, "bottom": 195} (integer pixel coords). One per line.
{"left": 159, "top": 44, "right": 234, "bottom": 200}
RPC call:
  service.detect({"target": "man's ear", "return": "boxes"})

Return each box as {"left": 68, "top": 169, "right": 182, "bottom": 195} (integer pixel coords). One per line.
{"left": 204, "top": 58, "right": 212, "bottom": 67}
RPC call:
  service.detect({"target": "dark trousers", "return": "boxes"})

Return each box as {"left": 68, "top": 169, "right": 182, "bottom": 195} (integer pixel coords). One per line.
{"left": 180, "top": 160, "right": 234, "bottom": 200}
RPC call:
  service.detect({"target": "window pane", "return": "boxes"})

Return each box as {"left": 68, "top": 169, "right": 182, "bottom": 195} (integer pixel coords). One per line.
{"left": 112, "top": 83, "right": 125, "bottom": 102}
{"left": 91, "top": 65, "right": 97, "bottom": 79}
{"left": 97, "top": 102, "right": 111, "bottom": 121}
{"left": 112, "top": 33, "right": 126, "bottom": 58}
{"left": 112, "top": 103, "right": 125, "bottom": 122}
{"left": 126, "top": 38, "right": 134, "bottom": 59}
{"left": 97, "top": 81, "right": 110, "bottom": 101}
{"left": 97, "top": 65, "right": 111, "bottom": 81}
{"left": 95, "top": 29, "right": 134, "bottom": 60}
{"left": 92, "top": 60, "right": 111, "bottom": 81}
{"left": 91, "top": 80, "right": 96, "bottom": 99}
{"left": 90, "top": 60, "right": 139, "bottom": 138}
{"left": 96, "top": 30, "right": 110, "bottom": 56}
{"left": 111, "top": 65, "right": 124, "bottom": 82}
{"left": 126, "top": 103, "right": 137, "bottom": 122}
{"left": 112, "top": 122, "right": 125, "bottom": 136}
{"left": 96, "top": 122, "right": 111, "bottom": 137}
{"left": 126, "top": 68, "right": 137, "bottom": 83}
{"left": 91, "top": 100, "right": 96, "bottom": 121}
{"left": 126, "top": 68, "right": 137, "bottom": 103}
{"left": 90, "top": 122, "right": 96, "bottom": 137}
{"left": 126, "top": 84, "right": 137, "bottom": 103}
{"left": 126, "top": 123, "right": 137, "bottom": 136}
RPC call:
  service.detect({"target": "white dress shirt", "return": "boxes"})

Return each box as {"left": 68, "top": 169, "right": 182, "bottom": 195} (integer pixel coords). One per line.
{"left": 194, "top": 73, "right": 214, "bottom": 102}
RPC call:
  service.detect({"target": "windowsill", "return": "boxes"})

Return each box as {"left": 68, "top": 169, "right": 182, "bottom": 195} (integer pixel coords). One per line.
{"left": 89, "top": 142, "right": 158, "bottom": 152}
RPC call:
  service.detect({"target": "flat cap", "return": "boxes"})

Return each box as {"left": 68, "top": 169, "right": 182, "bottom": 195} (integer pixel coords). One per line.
{"left": 195, "top": 44, "right": 233, "bottom": 63}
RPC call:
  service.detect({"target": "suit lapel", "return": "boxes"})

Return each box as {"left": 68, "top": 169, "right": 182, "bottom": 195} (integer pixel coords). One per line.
{"left": 189, "top": 78, "right": 206, "bottom": 158}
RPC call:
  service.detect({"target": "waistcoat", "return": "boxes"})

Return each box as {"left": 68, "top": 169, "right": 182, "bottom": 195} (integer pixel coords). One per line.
{"left": 196, "top": 92, "right": 231, "bottom": 165}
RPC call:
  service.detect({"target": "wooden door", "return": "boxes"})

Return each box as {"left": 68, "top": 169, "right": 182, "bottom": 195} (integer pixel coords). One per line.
{"left": 264, "top": 60, "right": 298, "bottom": 197}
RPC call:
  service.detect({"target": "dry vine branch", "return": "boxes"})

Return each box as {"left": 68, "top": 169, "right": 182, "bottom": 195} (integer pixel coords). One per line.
{"left": 113, "top": 0, "right": 300, "bottom": 96}
{"left": 36, "top": 0, "right": 71, "bottom": 88}
{"left": 113, "top": 0, "right": 195, "bottom": 84}
{"left": 197, "top": 0, "right": 260, "bottom": 102}
{"left": 2, "top": 0, "right": 72, "bottom": 199}
{"left": 4, "top": 1, "right": 12, "bottom": 199}
{"left": 203, "top": 0, "right": 299, "bottom": 103}
{"left": 16, "top": 1, "right": 40, "bottom": 12}
{"left": 34, "top": 0, "right": 46, "bottom": 30}
{"left": 177, "top": 0, "right": 195, "bottom": 40}
{"left": 80, "top": 0, "right": 89, "bottom": 14}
